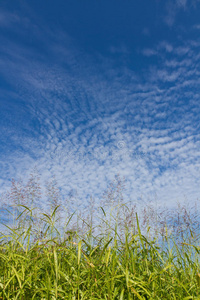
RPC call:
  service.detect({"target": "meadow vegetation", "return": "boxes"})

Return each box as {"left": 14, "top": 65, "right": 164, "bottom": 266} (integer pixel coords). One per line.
{"left": 0, "top": 172, "right": 200, "bottom": 299}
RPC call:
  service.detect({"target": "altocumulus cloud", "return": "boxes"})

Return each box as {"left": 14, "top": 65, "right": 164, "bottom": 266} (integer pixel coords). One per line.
{"left": 0, "top": 3, "right": 200, "bottom": 214}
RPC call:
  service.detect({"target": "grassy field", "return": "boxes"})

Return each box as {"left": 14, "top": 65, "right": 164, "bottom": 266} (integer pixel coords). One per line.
{"left": 0, "top": 174, "right": 200, "bottom": 299}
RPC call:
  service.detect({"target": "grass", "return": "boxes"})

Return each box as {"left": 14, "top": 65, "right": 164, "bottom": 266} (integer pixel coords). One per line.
{"left": 0, "top": 173, "right": 200, "bottom": 299}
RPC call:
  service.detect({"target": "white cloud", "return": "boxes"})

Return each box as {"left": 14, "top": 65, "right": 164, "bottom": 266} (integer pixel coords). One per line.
{"left": 176, "top": 0, "right": 188, "bottom": 8}
{"left": 193, "top": 24, "right": 200, "bottom": 30}
{"left": 0, "top": 17, "right": 200, "bottom": 217}
{"left": 164, "top": 0, "right": 199, "bottom": 26}
{"left": 142, "top": 48, "right": 157, "bottom": 57}
{"left": 158, "top": 41, "right": 173, "bottom": 53}
{"left": 0, "top": 10, "right": 20, "bottom": 27}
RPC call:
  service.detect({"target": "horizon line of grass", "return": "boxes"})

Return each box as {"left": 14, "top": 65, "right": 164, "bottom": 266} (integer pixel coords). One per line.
{"left": 0, "top": 202, "right": 200, "bottom": 299}
{"left": 0, "top": 172, "right": 200, "bottom": 299}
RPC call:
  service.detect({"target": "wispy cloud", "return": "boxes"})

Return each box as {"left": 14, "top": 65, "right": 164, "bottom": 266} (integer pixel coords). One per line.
{"left": 0, "top": 10, "right": 20, "bottom": 27}
{"left": 176, "top": 0, "right": 188, "bottom": 8}
{"left": 0, "top": 11, "right": 200, "bottom": 213}
{"left": 142, "top": 48, "right": 157, "bottom": 57}
{"left": 193, "top": 24, "right": 200, "bottom": 30}
{"left": 164, "top": 0, "right": 200, "bottom": 26}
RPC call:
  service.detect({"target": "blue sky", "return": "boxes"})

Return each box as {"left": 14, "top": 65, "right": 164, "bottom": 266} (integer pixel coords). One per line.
{"left": 0, "top": 0, "right": 200, "bottom": 210}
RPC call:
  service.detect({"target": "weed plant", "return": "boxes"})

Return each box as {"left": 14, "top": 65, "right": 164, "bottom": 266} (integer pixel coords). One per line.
{"left": 0, "top": 173, "right": 200, "bottom": 299}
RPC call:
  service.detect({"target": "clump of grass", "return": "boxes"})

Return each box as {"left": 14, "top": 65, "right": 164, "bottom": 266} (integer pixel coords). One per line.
{"left": 0, "top": 173, "right": 200, "bottom": 299}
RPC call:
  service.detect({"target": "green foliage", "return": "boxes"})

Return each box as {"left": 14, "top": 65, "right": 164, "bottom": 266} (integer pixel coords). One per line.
{"left": 0, "top": 173, "right": 199, "bottom": 299}
{"left": 0, "top": 204, "right": 200, "bottom": 299}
